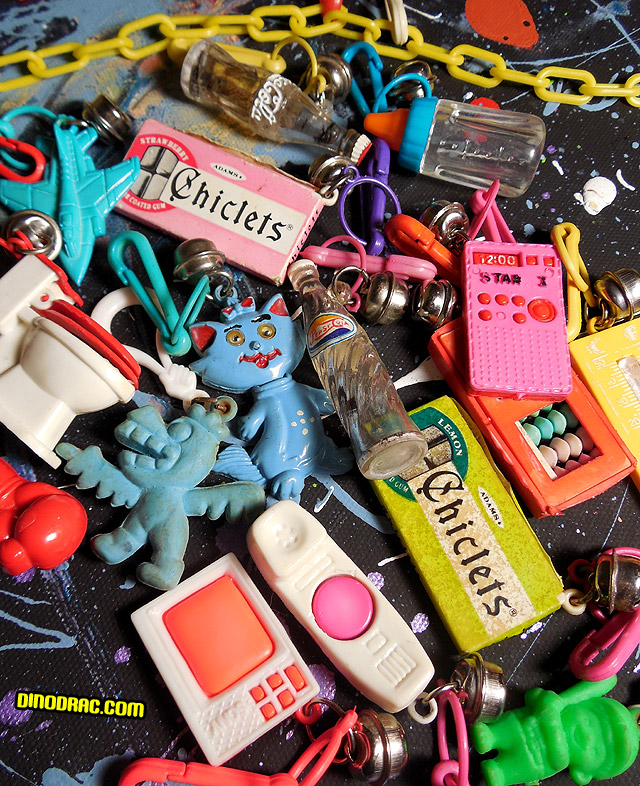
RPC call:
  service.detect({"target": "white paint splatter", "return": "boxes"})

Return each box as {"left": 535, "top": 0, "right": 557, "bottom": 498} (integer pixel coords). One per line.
{"left": 523, "top": 223, "right": 535, "bottom": 237}
{"left": 580, "top": 176, "right": 617, "bottom": 215}
{"left": 395, "top": 356, "right": 443, "bottom": 389}
{"left": 378, "top": 553, "right": 407, "bottom": 566}
{"left": 314, "top": 485, "right": 334, "bottom": 512}
{"left": 552, "top": 160, "right": 565, "bottom": 175}
{"left": 616, "top": 168, "right": 636, "bottom": 191}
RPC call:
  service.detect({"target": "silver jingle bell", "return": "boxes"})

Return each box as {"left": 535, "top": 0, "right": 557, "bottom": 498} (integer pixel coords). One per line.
{"left": 82, "top": 94, "right": 133, "bottom": 143}
{"left": 411, "top": 279, "right": 458, "bottom": 329}
{"left": 3, "top": 210, "right": 63, "bottom": 260}
{"left": 360, "top": 271, "right": 411, "bottom": 325}
{"left": 452, "top": 651, "right": 506, "bottom": 725}
{"left": 391, "top": 60, "right": 436, "bottom": 101}
{"left": 173, "top": 238, "right": 234, "bottom": 296}
{"left": 302, "top": 53, "right": 353, "bottom": 105}
{"left": 593, "top": 550, "right": 640, "bottom": 614}
{"left": 419, "top": 201, "right": 470, "bottom": 254}
{"left": 348, "top": 709, "right": 408, "bottom": 786}
{"left": 308, "top": 154, "right": 357, "bottom": 199}
{"left": 592, "top": 268, "right": 640, "bottom": 328}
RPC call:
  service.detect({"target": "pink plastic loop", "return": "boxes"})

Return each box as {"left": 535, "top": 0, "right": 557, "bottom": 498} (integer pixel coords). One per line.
{"left": 320, "top": 235, "right": 369, "bottom": 312}
{"left": 468, "top": 181, "right": 516, "bottom": 244}
{"left": 432, "top": 688, "right": 470, "bottom": 786}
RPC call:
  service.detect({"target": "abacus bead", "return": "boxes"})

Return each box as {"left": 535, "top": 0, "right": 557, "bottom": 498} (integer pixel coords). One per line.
{"left": 564, "top": 432, "right": 583, "bottom": 458}
{"left": 533, "top": 416, "right": 554, "bottom": 441}
{"left": 522, "top": 422, "right": 542, "bottom": 445}
{"left": 575, "top": 426, "right": 595, "bottom": 452}
{"left": 539, "top": 445, "right": 558, "bottom": 468}
{"left": 547, "top": 409, "right": 567, "bottom": 435}
{"left": 558, "top": 402, "right": 579, "bottom": 429}
{"left": 550, "top": 437, "right": 571, "bottom": 463}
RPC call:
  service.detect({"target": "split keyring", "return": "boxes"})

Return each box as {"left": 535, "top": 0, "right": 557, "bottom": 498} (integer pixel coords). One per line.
{"left": 338, "top": 176, "right": 401, "bottom": 249}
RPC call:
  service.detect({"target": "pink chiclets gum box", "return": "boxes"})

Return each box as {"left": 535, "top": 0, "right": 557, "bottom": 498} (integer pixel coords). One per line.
{"left": 117, "top": 120, "right": 324, "bottom": 284}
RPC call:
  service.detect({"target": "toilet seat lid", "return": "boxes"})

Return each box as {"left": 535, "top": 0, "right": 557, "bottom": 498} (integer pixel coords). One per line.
{"left": 37, "top": 301, "right": 140, "bottom": 387}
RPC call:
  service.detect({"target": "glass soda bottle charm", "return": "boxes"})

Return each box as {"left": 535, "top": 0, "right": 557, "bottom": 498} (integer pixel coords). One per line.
{"left": 288, "top": 257, "right": 427, "bottom": 480}
{"left": 181, "top": 41, "right": 371, "bottom": 163}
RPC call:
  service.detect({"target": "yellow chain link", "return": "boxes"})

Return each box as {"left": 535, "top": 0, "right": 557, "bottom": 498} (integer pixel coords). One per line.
{"left": 1, "top": 2, "right": 639, "bottom": 107}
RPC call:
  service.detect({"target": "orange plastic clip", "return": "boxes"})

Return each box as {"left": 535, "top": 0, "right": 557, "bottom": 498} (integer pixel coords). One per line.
{"left": 384, "top": 213, "right": 459, "bottom": 286}
{"left": 0, "top": 137, "right": 46, "bottom": 183}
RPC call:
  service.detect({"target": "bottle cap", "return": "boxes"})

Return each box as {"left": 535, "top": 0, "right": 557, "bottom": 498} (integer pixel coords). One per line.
{"left": 364, "top": 97, "right": 439, "bottom": 172}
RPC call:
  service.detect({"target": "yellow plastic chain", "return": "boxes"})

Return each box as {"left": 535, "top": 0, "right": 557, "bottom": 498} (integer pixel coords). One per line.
{"left": 1, "top": 3, "right": 639, "bottom": 107}
{"left": 551, "top": 222, "right": 603, "bottom": 341}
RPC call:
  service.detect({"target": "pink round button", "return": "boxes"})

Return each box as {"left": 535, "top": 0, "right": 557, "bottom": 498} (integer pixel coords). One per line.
{"left": 312, "top": 575, "right": 374, "bottom": 641}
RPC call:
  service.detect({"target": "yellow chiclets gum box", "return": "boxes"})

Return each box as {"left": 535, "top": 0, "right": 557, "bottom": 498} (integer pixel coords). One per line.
{"left": 371, "top": 396, "right": 564, "bottom": 654}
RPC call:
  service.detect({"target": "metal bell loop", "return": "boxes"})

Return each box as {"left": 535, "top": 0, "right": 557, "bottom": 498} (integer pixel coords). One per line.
{"left": 173, "top": 238, "right": 234, "bottom": 296}
{"left": 419, "top": 200, "right": 470, "bottom": 255}
{"left": 3, "top": 210, "right": 63, "bottom": 260}
{"left": 359, "top": 270, "right": 410, "bottom": 325}
{"left": 308, "top": 154, "right": 358, "bottom": 200}
{"left": 82, "top": 94, "right": 133, "bottom": 143}
{"left": 302, "top": 53, "right": 353, "bottom": 105}
{"left": 348, "top": 709, "right": 408, "bottom": 786}
{"left": 592, "top": 268, "right": 640, "bottom": 329}
{"left": 451, "top": 651, "right": 506, "bottom": 725}
{"left": 390, "top": 60, "right": 436, "bottom": 101}
{"left": 593, "top": 548, "right": 640, "bottom": 613}
{"left": 411, "top": 278, "right": 458, "bottom": 329}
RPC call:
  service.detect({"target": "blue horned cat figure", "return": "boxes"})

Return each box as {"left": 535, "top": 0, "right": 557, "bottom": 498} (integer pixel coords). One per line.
{"left": 189, "top": 294, "right": 353, "bottom": 501}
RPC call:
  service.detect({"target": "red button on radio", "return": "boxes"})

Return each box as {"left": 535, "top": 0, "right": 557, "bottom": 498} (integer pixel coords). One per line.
{"left": 528, "top": 298, "right": 556, "bottom": 322}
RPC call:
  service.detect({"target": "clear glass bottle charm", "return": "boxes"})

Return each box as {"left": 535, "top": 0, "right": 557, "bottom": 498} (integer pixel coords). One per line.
{"left": 181, "top": 41, "right": 370, "bottom": 163}
{"left": 288, "top": 258, "right": 426, "bottom": 480}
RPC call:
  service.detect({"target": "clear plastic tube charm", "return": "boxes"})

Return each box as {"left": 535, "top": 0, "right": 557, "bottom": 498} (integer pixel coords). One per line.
{"left": 288, "top": 256, "right": 426, "bottom": 480}
{"left": 181, "top": 41, "right": 371, "bottom": 163}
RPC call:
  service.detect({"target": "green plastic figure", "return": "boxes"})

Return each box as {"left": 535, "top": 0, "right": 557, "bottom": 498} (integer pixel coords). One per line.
{"left": 471, "top": 676, "right": 640, "bottom": 786}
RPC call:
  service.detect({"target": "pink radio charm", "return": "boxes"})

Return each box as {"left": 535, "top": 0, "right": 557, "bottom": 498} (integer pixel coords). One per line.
{"left": 463, "top": 240, "right": 572, "bottom": 399}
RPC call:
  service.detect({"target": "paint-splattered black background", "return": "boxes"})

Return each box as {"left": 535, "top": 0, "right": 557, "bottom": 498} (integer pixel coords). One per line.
{"left": 0, "top": 1, "right": 639, "bottom": 785}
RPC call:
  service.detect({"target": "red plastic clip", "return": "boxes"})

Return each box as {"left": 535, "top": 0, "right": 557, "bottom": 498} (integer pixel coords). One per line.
{"left": 0, "top": 136, "right": 46, "bottom": 183}
{"left": 430, "top": 687, "right": 470, "bottom": 786}
{"left": 118, "top": 707, "right": 359, "bottom": 786}
{"left": 384, "top": 214, "right": 459, "bottom": 286}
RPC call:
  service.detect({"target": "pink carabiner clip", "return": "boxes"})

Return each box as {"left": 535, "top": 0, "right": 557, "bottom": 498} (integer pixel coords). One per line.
{"left": 468, "top": 181, "right": 516, "bottom": 244}
{"left": 569, "top": 546, "right": 640, "bottom": 681}
{"left": 431, "top": 688, "right": 470, "bottom": 786}
{"left": 569, "top": 608, "right": 640, "bottom": 681}
{"left": 0, "top": 136, "right": 46, "bottom": 183}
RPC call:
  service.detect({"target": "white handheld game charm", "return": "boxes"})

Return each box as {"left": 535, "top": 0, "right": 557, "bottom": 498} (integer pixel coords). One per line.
{"left": 247, "top": 501, "right": 434, "bottom": 713}
{"left": 131, "top": 553, "right": 319, "bottom": 765}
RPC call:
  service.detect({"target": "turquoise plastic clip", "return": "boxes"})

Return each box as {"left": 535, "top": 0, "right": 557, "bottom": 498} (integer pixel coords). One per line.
{"left": 108, "top": 231, "right": 209, "bottom": 357}
{"left": 342, "top": 42, "right": 386, "bottom": 116}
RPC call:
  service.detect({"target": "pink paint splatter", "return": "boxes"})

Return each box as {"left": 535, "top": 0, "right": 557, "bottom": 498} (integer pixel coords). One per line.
{"left": 411, "top": 613, "right": 430, "bottom": 634}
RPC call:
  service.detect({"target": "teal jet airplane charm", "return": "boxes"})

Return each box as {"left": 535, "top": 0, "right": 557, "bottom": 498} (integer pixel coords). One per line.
{"left": 0, "top": 120, "right": 140, "bottom": 285}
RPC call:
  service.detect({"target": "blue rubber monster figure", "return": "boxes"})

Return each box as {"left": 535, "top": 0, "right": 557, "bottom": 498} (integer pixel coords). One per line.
{"left": 56, "top": 400, "right": 265, "bottom": 591}
{"left": 189, "top": 294, "right": 353, "bottom": 501}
